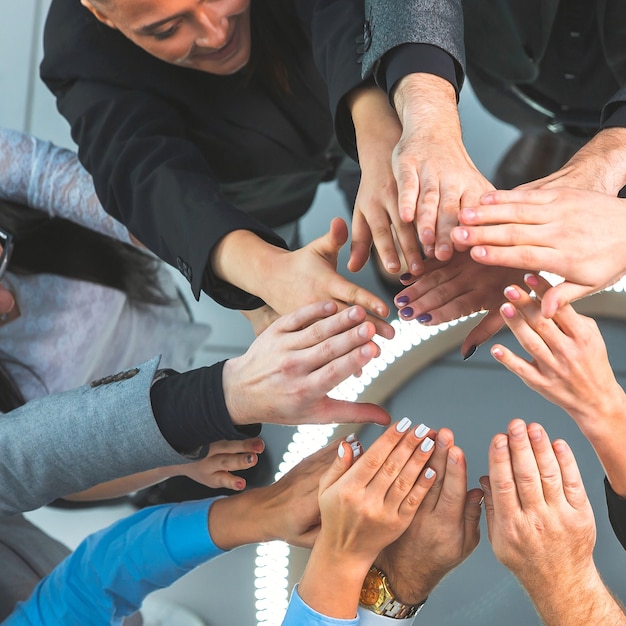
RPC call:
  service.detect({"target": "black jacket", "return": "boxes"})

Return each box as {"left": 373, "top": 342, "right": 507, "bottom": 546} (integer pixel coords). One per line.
{"left": 41, "top": 0, "right": 365, "bottom": 307}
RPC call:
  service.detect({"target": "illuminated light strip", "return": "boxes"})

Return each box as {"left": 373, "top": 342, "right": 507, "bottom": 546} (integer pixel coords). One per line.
{"left": 255, "top": 273, "right": 626, "bottom": 625}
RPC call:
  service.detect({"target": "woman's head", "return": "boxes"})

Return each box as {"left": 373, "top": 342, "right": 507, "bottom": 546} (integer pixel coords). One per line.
{"left": 81, "top": 0, "right": 251, "bottom": 75}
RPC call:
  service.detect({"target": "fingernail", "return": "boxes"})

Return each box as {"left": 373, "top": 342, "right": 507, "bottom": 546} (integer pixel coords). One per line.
{"left": 424, "top": 467, "right": 436, "bottom": 479}
{"left": 494, "top": 435, "right": 508, "bottom": 450}
{"left": 348, "top": 306, "right": 360, "bottom": 320}
{"left": 479, "top": 480, "right": 491, "bottom": 495}
{"left": 509, "top": 421, "right": 525, "bottom": 439}
{"left": 524, "top": 273, "right": 539, "bottom": 287}
{"left": 420, "top": 437, "right": 435, "bottom": 452}
{"left": 447, "top": 449, "right": 459, "bottom": 464}
{"left": 503, "top": 285, "right": 520, "bottom": 300}
{"left": 337, "top": 442, "right": 345, "bottom": 458}
{"left": 400, "top": 273, "right": 413, "bottom": 282}
{"left": 358, "top": 324, "right": 370, "bottom": 338}
{"left": 411, "top": 262, "right": 420, "bottom": 272}
{"left": 438, "top": 244, "right": 451, "bottom": 255}
{"left": 361, "top": 344, "right": 376, "bottom": 358}
{"left": 455, "top": 228, "right": 469, "bottom": 241}
{"left": 463, "top": 345, "right": 477, "bottom": 360}
{"left": 501, "top": 303, "right": 515, "bottom": 318}
{"left": 491, "top": 346, "right": 504, "bottom": 358}
{"left": 246, "top": 454, "right": 255, "bottom": 464}
{"left": 396, "top": 417, "right": 412, "bottom": 433}
{"left": 235, "top": 481, "right": 246, "bottom": 490}
{"left": 417, "top": 313, "right": 432, "bottom": 323}
{"left": 461, "top": 208, "right": 476, "bottom": 220}
{"left": 400, "top": 306, "right": 414, "bottom": 318}
{"left": 396, "top": 295, "right": 410, "bottom": 306}
{"left": 351, "top": 442, "right": 362, "bottom": 459}
{"left": 345, "top": 433, "right": 356, "bottom": 443}
{"left": 386, "top": 261, "right": 400, "bottom": 272}
{"left": 473, "top": 246, "right": 486, "bottom": 258}
{"left": 436, "top": 431, "right": 450, "bottom": 448}
{"left": 414, "top": 423, "right": 430, "bottom": 438}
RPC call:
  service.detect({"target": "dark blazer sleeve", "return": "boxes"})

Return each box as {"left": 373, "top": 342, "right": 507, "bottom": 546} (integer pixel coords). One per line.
{"left": 605, "top": 477, "right": 626, "bottom": 550}
{"left": 41, "top": 0, "right": 286, "bottom": 308}
{"left": 361, "top": 0, "right": 466, "bottom": 88}
{"left": 295, "top": 0, "right": 368, "bottom": 160}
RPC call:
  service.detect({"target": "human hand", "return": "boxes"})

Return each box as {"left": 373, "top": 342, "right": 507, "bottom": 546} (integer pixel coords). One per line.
{"left": 375, "top": 427, "right": 482, "bottom": 604}
{"left": 453, "top": 187, "right": 626, "bottom": 317}
{"left": 491, "top": 274, "right": 626, "bottom": 432}
{"left": 298, "top": 419, "right": 437, "bottom": 619}
{"left": 175, "top": 437, "right": 266, "bottom": 491}
{"left": 273, "top": 218, "right": 393, "bottom": 338}
{"left": 516, "top": 128, "right": 626, "bottom": 196}
{"left": 240, "top": 304, "right": 280, "bottom": 336}
{"left": 482, "top": 420, "right": 599, "bottom": 621}
{"left": 394, "top": 251, "right": 525, "bottom": 357}
{"left": 392, "top": 73, "right": 494, "bottom": 263}
{"left": 223, "top": 300, "right": 391, "bottom": 427}
{"left": 347, "top": 85, "right": 423, "bottom": 278}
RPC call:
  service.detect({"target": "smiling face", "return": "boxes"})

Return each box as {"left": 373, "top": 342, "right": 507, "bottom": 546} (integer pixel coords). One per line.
{"left": 82, "top": 0, "right": 252, "bottom": 75}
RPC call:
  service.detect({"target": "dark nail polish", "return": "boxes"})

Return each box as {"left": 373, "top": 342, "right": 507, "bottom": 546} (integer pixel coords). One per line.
{"left": 463, "top": 345, "right": 477, "bottom": 361}
{"left": 396, "top": 296, "right": 410, "bottom": 306}
{"left": 400, "top": 273, "right": 413, "bottom": 282}
{"left": 246, "top": 454, "right": 254, "bottom": 464}
{"left": 417, "top": 313, "right": 432, "bottom": 323}
{"left": 400, "top": 306, "right": 414, "bottom": 318}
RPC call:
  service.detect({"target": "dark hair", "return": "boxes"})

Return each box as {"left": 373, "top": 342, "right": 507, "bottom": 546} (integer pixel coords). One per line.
{"left": 0, "top": 198, "right": 171, "bottom": 412}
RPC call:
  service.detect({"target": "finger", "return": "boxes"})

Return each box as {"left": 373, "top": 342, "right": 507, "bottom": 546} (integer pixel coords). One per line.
{"left": 208, "top": 437, "right": 265, "bottom": 456}
{"left": 420, "top": 427, "right": 454, "bottom": 508}
{"left": 203, "top": 471, "right": 249, "bottom": 491}
{"left": 275, "top": 301, "right": 340, "bottom": 333}
{"left": 416, "top": 175, "right": 440, "bottom": 253}
{"left": 487, "top": 433, "right": 520, "bottom": 513}
{"left": 0, "top": 288, "right": 15, "bottom": 315}
{"left": 394, "top": 152, "right": 420, "bottom": 223}
{"left": 370, "top": 218, "right": 402, "bottom": 276}
{"left": 393, "top": 220, "right": 424, "bottom": 276}
{"left": 459, "top": 204, "right": 549, "bottom": 229}
{"left": 316, "top": 397, "right": 392, "bottom": 426}
{"left": 318, "top": 439, "right": 359, "bottom": 494}
{"left": 434, "top": 445, "right": 470, "bottom": 519}
{"left": 551, "top": 439, "right": 592, "bottom": 511}
{"left": 382, "top": 426, "right": 436, "bottom": 509}
{"left": 297, "top": 304, "right": 372, "bottom": 351}
{"left": 349, "top": 418, "right": 416, "bottom": 485}
{"left": 469, "top": 243, "right": 561, "bottom": 271}
{"left": 490, "top": 342, "right": 545, "bottom": 390}
{"left": 463, "top": 487, "right": 484, "bottom": 553}
{"left": 460, "top": 310, "right": 504, "bottom": 358}
{"left": 434, "top": 190, "right": 461, "bottom": 261}
{"left": 540, "top": 282, "right": 592, "bottom": 320}
{"left": 526, "top": 422, "right": 566, "bottom": 505}
{"left": 398, "top": 462, "right": 437, "bottom": 517}
{"left": 480, "top": 475, "right": 494, "bottom": 541}
{"left": 206, "top": 451, "right": 259, "bottom": 473}
{"left": 348, "top": 210, "right": 373, "bottom": 273}
{"left": 507, "top": 419, "right": 543, "bottom": 509}
{"left": 479, "top": 188, "right": 558, "bottom": 207}
{"left": 453, "top": 223, "right": 552, "bottom": 248}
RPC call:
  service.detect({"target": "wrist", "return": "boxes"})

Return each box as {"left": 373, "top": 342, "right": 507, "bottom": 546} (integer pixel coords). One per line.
{"left": 374, "top": 552, "right": 431, "bottom": 605}
{"left": 577, "top": 128, "right": 626, "bottom": 194}
{"left": 221, "top": 356, "right": 249, "bottom": 426}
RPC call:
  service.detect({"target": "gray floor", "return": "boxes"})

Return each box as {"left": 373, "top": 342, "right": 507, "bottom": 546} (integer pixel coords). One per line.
{"left": 6, "top": 2, "right": 626, "bottom": 625}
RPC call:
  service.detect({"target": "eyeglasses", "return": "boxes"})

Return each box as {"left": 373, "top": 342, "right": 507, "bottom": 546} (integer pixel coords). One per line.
{"left": 0, "top": 228, "right": 14, "bottom": 282}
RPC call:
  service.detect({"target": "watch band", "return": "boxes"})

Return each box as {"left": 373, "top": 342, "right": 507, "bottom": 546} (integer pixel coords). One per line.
{"left": 360, "top": 566, "right": 426, "bottom": 619}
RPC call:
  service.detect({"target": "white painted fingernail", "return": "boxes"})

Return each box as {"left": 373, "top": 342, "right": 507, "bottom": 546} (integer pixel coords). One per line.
{"left": 337, "top": 443, "right": 345, "bottom": 458}
{"left": 351, "top": 442, "right": 362, "bottom": 459}
{"left": 420, "top": 437, "right": 435, "bottom": 452}
{"left": 396, "top": 417, "right": 412, "bottom": 433}
{"left": 425, "top": 467, "right": 436, "bottom": 479}
{"left": 414, "top": 423, "right": 429, "bottom": 438}
{"left": 345, "top": 433, "right": 356, "bottom": 443}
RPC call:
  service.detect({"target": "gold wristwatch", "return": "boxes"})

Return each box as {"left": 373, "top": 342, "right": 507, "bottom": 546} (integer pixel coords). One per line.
{"left": 359, "top": 566, "right": 426, "bottom": 619}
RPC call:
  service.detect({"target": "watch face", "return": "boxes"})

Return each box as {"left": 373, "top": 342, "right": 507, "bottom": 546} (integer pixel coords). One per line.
{"left": 360, "top": 571, "right": 384, "bottom": 606}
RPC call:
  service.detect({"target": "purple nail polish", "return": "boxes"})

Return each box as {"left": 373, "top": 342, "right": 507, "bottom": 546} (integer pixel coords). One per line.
{"left": 463, "top": 345, "right": 477, "bottom": 361}
{"left": 400, "top": 306, "right": 414, "bottom": 318}
{"left": 400, "top": 273, "right": 413, "bottom": 282}
{"left": 396, "top": 296, "right": 410, "bottom": 306}
{"left": 417, "top": 313, "right": 432, "bottom": 323}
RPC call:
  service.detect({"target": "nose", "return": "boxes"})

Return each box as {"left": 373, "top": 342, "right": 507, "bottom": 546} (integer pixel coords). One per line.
{"left": 195, "top": 7, "right": 229, "bottom": 49}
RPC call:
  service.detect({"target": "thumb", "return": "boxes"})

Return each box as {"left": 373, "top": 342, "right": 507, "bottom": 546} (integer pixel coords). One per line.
{"left": 540, "top": 283, "right": 589, "bottom": 318}
{"left": 318, "top": 438, "right": 360, "bottom": 495}
{"left": 463, "top": 487, "right": 484, "bottom": 553}
{"left": 318, "top": 398, "right": 392, "bottom": 427}
{"left": 461, "top": 310, "right": 504, "bottom": 359}
{"left": 479, "top": 476, "right": 494, "bottom": 542}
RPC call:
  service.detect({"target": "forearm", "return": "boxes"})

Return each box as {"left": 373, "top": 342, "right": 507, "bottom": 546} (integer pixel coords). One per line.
{"left": 572, "top": 389, "right": 626, "bottom": 497}
{"left": 523, "top": 564, "right": 626, "bottom": 626}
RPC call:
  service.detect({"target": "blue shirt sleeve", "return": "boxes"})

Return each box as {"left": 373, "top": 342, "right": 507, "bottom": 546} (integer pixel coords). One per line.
{"left": 4, "top": 499, "right": 225, "bottom": 626}
{"left": 282, "top": 585, "right": 359, "bottom": 626}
